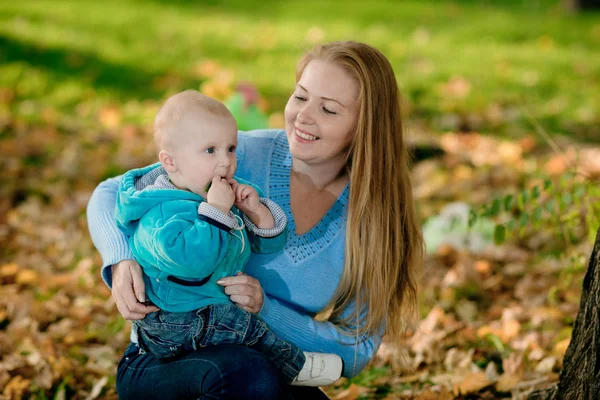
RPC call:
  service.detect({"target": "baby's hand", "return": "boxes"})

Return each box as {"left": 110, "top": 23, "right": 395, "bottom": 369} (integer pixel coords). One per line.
{"left": 230, "top": 179, "right": 275, "bottom": 229}
{"left": 230, "top": 180, "right": 261, "bottom": 214}
{"left": 207, "top": 176, "right": 235, "bottom": 213}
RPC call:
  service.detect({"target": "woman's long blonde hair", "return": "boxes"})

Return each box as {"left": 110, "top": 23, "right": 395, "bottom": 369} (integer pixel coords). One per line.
{"left": 296, "top": 41, "right": 423, "bottom": 345}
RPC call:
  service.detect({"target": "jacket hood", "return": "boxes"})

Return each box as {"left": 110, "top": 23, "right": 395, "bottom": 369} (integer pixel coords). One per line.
{"left": 114, "top": 163, "right": 202, "bottom": 236}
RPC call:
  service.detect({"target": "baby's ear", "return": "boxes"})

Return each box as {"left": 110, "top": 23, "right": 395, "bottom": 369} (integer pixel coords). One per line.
{"left": 159, "top": 150, "right": 177, "bottom": 173}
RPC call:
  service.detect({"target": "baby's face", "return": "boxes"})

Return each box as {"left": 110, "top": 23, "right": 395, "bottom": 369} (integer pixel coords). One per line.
{"left": 171, "top": 113, "right": 238, "bottom": 197}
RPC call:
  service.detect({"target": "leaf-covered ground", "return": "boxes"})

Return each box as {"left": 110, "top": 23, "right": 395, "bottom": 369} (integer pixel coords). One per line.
{"left": 1, "top": 1, "right": 599, "bottom": 399}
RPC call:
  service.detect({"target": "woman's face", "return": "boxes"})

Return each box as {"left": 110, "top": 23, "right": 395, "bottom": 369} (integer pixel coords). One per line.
{"left": 284, "top": 60, "right": 359, "bottom": 167}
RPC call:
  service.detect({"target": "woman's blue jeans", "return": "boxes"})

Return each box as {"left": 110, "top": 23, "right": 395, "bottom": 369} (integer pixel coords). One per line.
{"left": 116, "top": 343, "right": 331, "bottom": 399}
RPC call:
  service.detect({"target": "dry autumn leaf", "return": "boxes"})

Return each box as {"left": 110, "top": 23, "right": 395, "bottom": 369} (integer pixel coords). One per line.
{"left": 453, "top": 372, "right": 493, "bottom": 396}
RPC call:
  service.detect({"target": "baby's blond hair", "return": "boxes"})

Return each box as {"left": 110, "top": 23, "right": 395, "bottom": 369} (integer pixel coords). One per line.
{"left": 154, "top": 90, "right": 235, "bottom": 152}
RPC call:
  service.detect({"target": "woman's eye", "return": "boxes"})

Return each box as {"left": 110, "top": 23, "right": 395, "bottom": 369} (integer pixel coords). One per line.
{"left": 323, "top": 107, "right": 336, "bottom": 115}
{"left": 205, "top": 147, "right": 215, "bottom": 154}
{"left": 294, "top": 95, "right": 307, "bottom": 101}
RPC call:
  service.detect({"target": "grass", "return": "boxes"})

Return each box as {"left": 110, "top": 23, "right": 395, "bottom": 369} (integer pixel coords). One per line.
{"left": 0, "top": 0, "right": 599, "bottom": 140}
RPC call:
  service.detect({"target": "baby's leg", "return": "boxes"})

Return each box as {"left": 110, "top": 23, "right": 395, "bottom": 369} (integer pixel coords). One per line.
{"left": 243, "top": 312, "right": 343, "bottom": 386}
{"left": 195, "top": 304, "right": 343, "bottom": 386}
{"left": 198, "top": 303, "right": 305, "bottom": 382}
{"left": 134, "top": 310, "right": 199, "bottom": 359}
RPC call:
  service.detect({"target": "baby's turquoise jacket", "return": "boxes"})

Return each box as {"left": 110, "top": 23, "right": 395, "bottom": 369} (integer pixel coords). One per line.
{"left": 114, "top": 164, "right": 286, "bottom": 312}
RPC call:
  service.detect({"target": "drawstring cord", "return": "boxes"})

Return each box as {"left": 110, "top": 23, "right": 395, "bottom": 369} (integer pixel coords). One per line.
{"left": 230, "top": 214, "right": 245, "bottom": 253}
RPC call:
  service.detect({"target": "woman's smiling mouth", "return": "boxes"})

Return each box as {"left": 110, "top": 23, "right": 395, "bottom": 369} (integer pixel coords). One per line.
{"left": 295, "top": 127, "right": 318, "bottom": 141}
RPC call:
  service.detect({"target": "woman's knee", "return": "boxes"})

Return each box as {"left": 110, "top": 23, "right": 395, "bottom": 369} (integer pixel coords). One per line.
{"left": 217, "top": 346, "right": 287, "bottom": 399}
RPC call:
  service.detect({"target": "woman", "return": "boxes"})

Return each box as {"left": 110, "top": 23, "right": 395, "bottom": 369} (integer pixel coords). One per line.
{"left": 87, "top": 41, "right": 423, "bottom": 399}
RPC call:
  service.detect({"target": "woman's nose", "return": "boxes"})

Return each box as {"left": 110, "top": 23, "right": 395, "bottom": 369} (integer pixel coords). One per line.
{"left": 296, "top": 104, "right": 314, "bottom": 124}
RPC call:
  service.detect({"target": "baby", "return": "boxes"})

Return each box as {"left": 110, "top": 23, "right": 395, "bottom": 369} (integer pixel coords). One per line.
{"left": 114, "top": 90, "right": 342, "bottom": 386}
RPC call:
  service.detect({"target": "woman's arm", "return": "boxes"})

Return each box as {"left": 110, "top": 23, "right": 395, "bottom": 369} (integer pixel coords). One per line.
{"left": 87, "top": 175, "right": 131, "bottom": 287}
{"left": 259, "top": 295, "right": 382, "bottom": 378}
{"left": 87, "top": 176, "right": 158, "bottom": 319}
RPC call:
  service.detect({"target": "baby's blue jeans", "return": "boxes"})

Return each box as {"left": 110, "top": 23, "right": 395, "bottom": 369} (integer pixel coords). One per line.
{"left": 132, "top": 303, "right": 306, "bottom": 383}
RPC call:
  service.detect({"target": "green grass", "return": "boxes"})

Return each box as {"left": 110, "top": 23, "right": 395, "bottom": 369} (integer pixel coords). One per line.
{"left": 0, "top": 0, "right": 599, "bottom": 138}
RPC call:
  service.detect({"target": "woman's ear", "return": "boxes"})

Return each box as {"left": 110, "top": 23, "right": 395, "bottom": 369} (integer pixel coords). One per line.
{"left": 159, "top": 150, "right": 177, "bottom": 173}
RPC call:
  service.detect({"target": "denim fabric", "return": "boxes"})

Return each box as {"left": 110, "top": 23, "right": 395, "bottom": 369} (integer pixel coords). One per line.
{"left": 117, "top": 343, "right": 330, "bottom": 399}
{"left": 134, "top": 303, "right": 306, "bottom": 383}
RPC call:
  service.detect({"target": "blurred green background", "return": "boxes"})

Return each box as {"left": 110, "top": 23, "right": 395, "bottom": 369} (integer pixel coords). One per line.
{"left": 1, "top": 0, "right": 598, "bottom": 144}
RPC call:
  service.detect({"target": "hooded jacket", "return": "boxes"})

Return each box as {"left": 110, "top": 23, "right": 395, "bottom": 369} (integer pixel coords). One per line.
{"left": 115, "top": 163, "right": 286, "bottom": 312}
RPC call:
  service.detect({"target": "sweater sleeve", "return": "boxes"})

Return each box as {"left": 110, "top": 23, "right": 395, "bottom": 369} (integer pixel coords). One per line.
{"left": 258, "top": 294, "right": 382, "bottom": 378}
{"left": 86, "top": 175, "right": 131, "bottom": 288}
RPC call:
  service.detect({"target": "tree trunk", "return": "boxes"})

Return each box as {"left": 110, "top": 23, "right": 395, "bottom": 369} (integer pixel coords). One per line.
{"left": 528, "top": 227, "right": 600, "bottom": 399}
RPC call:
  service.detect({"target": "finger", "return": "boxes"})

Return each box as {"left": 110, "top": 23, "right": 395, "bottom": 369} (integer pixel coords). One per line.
{"left": 230, "top": 297, "right": 258, "bottom": 314}
{"left": 114, "top": 293, "right": 147, "bottom": 320}
{"left": 230, "top": 294, "right": 253, "bottom": 307}
{"left": 121, "top": 282, "right": 144, "bottom": 314}
{"left": 234, "top": 185, "right": 244, "bottom": 202}
{"left": 132, "top": 272, "right": 147, "bottom": 303}
{"left": 239, "top": 305, "right": 254, "bottom": 313}
{"left": 130, "top": 302, "right": 160, "bottom": 315}
{"left": 217, "top": 274, "right": 257, "bottom": 287}
{"left": 223, "top": 284, "right": 256, "bottom": 297}
{"left": 117, "top": 278, "right": 159, "bottom": 316}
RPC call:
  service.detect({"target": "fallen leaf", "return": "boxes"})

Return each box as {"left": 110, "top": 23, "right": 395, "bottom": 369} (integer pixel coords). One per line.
{"left": 85, "top": 376, "right": 108, "bottom": 400}
{"left": 496, "top": 372, "right": 521, "bottom": 392}
{"left": 453, "top": 372, "right": 492, "bottom": 395}
{"left": 16, "top": 269, "right": 39, "bottom": 286}
{"left": 535, "top": 356, "right": 557, "bottom": 374}
{"left": 332, "top": 384, "right": 371, "bottom": 400}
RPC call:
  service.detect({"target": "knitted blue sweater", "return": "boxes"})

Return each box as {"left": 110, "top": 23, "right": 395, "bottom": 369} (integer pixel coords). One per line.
{"left": 87, "top": 129, "right": 381, "bottom": 377}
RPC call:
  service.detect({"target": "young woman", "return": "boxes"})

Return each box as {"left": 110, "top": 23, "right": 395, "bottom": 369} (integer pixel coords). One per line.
{"left": 87, "top": 41, "right": 423, "bottom": 399}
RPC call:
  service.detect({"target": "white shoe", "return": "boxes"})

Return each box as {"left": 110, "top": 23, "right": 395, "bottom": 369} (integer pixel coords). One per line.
{"left": 291, "top": 352, "right": 343, "bottom": 387}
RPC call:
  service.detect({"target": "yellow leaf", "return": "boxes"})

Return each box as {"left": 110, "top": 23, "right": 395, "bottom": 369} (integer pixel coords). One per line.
{"left": 415, "top": 386, "right": 454, "bottom": 400}
{"left": 553, "top": 338, "right": 571, "bottom": 358}
{"left": 496, "top": 372, "right": 520, "bottom": 392}
{"left": 0, "top": 263, "right": 19, "bottom": 281}
{"left": 16, "top": 269, "right": 39, "bottom": 286}
{"left": 3, "top": 375, "right": 31, "bottom": 400}
{"left": 453, "top": 372, "right": 492, "bottom": 395}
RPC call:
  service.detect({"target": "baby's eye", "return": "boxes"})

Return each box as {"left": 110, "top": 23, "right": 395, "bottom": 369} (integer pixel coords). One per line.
{"left": 205, "top": 147, "right": 215, "bottom": 154}
{"left": 228, "top": 146, "right": 236, "bottom": 153}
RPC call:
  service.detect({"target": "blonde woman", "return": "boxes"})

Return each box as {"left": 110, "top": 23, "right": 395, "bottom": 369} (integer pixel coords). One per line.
{"left": 87, "top": 41, "right": 423, "bottom": 400}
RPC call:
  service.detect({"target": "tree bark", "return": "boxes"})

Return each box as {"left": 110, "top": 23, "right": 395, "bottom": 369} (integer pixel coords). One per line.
{"left": 528, "top": 227, "right": 600, "bottom": 399}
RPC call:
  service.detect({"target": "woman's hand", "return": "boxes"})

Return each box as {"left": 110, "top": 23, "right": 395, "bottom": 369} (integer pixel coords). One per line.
{"left": 111, "top": 259, "right": 159, "bottom": 320}
{"left": 217, "top": 272, "right": 264, "bottom": 313}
